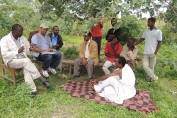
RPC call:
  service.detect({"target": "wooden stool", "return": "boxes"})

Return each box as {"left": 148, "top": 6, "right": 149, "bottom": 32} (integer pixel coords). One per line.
{"left": 31, "top": 59, "right": 43, "bottom": 75}
{"left": 1, "top": 57, "right": 23, "bottom": 85}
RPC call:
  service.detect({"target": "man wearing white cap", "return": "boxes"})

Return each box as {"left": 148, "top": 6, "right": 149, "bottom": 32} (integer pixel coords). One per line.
{"left": 31, "top": 23, "right": 61, "bottom": 77}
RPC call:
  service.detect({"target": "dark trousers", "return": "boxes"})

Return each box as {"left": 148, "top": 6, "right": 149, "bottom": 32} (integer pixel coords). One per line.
{"left": 92, "top": 36, "right": 102, "bottom": 59}
{"left": 37, "top": 52, "right": 61, "bottom": 70}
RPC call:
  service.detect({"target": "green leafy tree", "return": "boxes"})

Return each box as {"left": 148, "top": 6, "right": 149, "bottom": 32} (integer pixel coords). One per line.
{"left": 0, "top": 12, "right": 13, "bottom": 38}
{"left": 164, "top": 0, "right": 177, "bottom": 31}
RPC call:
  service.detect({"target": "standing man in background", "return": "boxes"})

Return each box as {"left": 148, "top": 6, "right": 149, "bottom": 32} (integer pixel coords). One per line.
{"left": 135, "top": 17, "right": 162, "bottom": 81}
{"left": 91, "top": 12, "right": 103, "bottom": 62}
{"left": 106, "top": 18, "right": 121, "bottom": 42}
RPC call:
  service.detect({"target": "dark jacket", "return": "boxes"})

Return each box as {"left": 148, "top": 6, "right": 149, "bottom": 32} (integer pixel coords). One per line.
{"left": 48, "top": 33, "right": 63, "bottom": 50}
{"left": 106, "top": 28, "right": 121, "bottom": 42}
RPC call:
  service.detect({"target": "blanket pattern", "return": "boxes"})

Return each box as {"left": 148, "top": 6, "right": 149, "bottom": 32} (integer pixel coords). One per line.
{"left": 63, "top": 80, "right": 158, "bottom": 114}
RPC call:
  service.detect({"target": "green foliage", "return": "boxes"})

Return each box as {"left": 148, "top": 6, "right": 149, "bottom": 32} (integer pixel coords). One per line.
{"left": 165, "top": 0, "right": 177, "bottom": 32}
{"left": 11, "top": 5, "right": 35, "bottom": 24}
{"left": 0, "top": 36, "right": 177, "bottom": 117}
{"left": 38, "top": 0, "right": 69, "bottom": 19}
{"left": 63, "top": 46, "right": 79, "bottom": 59}
{"left": 84, "top": 17, "right": 105, "bottom": 32}
{"left": 0, "top": 12, "right": 13, "bottom": 38}
{"left": 116, "top": 15, "right": 144, "bottom": 43}
{"left": 161, "top": 23, "right": 177, "bottom": 43}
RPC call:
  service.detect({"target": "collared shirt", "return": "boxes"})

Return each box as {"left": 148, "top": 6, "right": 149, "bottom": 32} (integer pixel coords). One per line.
{"left": 121, "top": 44, "right": 138, "bottom": 60}
{"left": 31, "top": 33, "right": 50, "bottom": 50}
{"left": 51, "top": 33, "right": 58, "bottom": 46}
{"left": 11, "top": 32, "right": 25, "bottom": 58}
{"left": 105, "top": 42, "right": 122, "bottom": 63}
{"left": 11, "top": 34, "right": 21, "bottom": 49}
{"left": 142, "top": 28, "right": 162, "bottom": 54}
{"left": 91, "top": 18, "right": 104, "bottom": 37}
{"left": 85, "top": 40, "right": 90, "bottom": 58}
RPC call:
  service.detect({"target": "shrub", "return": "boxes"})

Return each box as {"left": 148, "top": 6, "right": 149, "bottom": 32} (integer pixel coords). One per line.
{"left": 63, "top": 46, "right": 79, "bottom": 59}
{"left": 117, "top": 15, "right": 144, "bottom": 44}
{"left": 161, "top": 23, "right": 177, "bottom": 43}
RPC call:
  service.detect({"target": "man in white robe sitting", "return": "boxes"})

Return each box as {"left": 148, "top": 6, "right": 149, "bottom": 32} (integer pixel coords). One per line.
{"left": 91, "top": 56, "right": 136, "bottom": 104}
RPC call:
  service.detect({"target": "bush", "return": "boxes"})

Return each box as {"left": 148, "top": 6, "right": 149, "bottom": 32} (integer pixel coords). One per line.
{"left": 0, "top": 12, "right": 13, "bottom": 38}
{"left": 117, "top": 15, "right": 144, "bottom": 44}
{"left": 161, "top": 23, "right": 177, "bottom": 43}
{"left": 63, "top": 46, "right": 79, "bottom": 59}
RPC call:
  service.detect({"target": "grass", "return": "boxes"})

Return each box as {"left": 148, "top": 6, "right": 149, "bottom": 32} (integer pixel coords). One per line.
{"left": 0, "top": 36, "right": 177, "bottom": 118}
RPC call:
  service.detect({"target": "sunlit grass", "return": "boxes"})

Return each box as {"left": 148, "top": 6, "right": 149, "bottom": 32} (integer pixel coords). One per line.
{"left": 0, "top": 36, "right": 177, "bottom": 118}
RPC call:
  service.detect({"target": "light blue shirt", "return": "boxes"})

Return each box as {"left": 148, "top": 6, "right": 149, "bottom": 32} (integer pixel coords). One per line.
{"left": 51, "top": 33, "right": 58, "bottom": 46}
{"left": 31, "top": 33, "right": 51, "bottom": 50}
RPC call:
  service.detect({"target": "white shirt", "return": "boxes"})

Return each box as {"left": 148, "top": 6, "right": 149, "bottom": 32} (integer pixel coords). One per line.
{"left": 121, "top": 45, "right": 138, "bottom": 60}
{"left": 85, "top": 40, "right": 90, "bottom": 58}
{"left": 12, "top": 35, "right": 26, "bottom": 58}
{"left": 1, "top": 32, "right": 30, "bottom": 65}
{"left": 142, "top": 28, "right": 162, "bottom": 54}
{"left": 94, "top": 64, "right": 136, "bottom": 104}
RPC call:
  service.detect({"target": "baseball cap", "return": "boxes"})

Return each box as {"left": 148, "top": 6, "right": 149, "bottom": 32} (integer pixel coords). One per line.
{"left": 40, "top": 23, "right": 49, "bottom": 29}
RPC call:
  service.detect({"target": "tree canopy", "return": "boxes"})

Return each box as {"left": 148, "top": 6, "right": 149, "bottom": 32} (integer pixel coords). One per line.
{"left": 0, "top": 0, "right": 176, "bottom": 40}
{"left": 38, "top": 0, "right": 176, "bottom": 30}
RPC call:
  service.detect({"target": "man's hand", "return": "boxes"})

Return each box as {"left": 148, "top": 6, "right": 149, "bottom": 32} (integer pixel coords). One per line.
{"left": 89, "top": 80, "right": 97, "bottom": 89}
{"left": 44, "top": 48, "right": 53, "bottom": 52}
{"left": 82, "top": 58, "right": 87, "bottom": 65}
{"left": 18, "top": 46, "right": 25, "bottom": 53}
{"left": 29, "top": 45, "right": 34, "bottom": 51}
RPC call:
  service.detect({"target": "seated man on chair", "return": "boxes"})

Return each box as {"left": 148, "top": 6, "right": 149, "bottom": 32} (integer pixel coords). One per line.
{"left": 31, "top": 23, "right": 61, "bottom": 77}
{"left": 0, "top": 24, "right": 51, "bottom": 96}
{"left": 91, "top": 56, "right": 136, "bottom": 104}
{"left": 48, "top": 26, "right": 63, "bottom": 70}
{"left": 102, "top": 36, "right": 122, "bottom": 75}
{"left": 73, "top": 32, "right": 99, "bottom": 79}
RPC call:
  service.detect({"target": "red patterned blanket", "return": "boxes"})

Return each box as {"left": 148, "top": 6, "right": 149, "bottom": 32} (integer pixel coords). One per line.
{"left": 63, "top": 80, "right": 158, "bottom": 114}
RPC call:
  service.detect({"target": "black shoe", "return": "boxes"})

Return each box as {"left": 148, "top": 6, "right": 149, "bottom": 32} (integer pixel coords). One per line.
{"left": 72, "top": 75, "right": 80, "bottom": 78}
{"left": 41, "top": 77, "right": 51, "bottom": 88}
{"left": 42, "top": 81, "right": 51, "bottom": 88}
{"left": 31, "top": 92, "right": 37, "bottom": 97}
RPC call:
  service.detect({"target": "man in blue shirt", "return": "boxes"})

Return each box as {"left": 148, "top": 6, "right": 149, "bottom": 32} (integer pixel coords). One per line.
{"left": 48, "top": 26, "right": 63, "bottom": 70}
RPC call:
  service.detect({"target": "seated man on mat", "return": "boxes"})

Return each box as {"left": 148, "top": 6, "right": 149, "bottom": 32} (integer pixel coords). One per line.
{"left": 73, "top": 32, "right": 99, "bottom": 79}
{"left": 31, "top": 23, "right": 61, "bottom": 77}
{"left": 91, "top": 56, "right": 136, "bottom": 104}
{"left": 0, "top": 24, "right": 51, "bottom": 96}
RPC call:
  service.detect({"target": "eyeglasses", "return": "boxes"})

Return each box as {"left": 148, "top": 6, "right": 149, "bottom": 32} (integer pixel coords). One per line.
{"left": 43, "top": 28, "right": 48, "bottom": 31}
{"left": 84, "top": 35, "right": 89, "bottom": 37}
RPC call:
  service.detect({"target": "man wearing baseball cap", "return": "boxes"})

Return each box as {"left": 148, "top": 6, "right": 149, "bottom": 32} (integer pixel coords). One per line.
{"left": 31, "top": 23, "right": 61, "bottom": 77}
